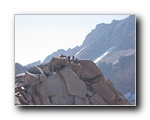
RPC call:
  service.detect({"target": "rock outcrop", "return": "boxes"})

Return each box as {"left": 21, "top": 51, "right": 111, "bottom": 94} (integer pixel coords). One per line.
{"left": 15, "top": 56, "right": 131, "bottom": 105}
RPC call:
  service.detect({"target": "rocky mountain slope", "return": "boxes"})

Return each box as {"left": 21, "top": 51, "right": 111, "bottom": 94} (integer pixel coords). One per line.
{"left": 40, "top": 15, "right": 135, "bottom": 102}
{"left": 15, "top": 56, "right": 131, "bottom": 105}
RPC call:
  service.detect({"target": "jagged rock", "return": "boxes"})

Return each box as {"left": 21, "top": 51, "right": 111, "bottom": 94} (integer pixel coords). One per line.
{"left": 59, "top": 68, "right": 87, "bottom": 98}
{"left": 15, "top": 56, "right": 131, "bottom": 105}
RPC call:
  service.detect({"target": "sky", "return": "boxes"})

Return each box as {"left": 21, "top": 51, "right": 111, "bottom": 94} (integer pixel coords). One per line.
{"left": 15, "top": 14, "right": 129, "bottom": 66}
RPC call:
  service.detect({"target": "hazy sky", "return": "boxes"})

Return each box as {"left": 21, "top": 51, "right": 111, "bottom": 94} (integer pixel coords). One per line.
{"left": 15, "top": 15, "right": 129, "bottom": 65}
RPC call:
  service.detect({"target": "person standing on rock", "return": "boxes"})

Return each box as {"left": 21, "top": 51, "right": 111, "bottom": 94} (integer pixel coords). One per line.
{"left": 68, "top": 56, "right": 71, "bottom": 64}
{"left": 72, "top": 55, "right": 74, "bottom": 60}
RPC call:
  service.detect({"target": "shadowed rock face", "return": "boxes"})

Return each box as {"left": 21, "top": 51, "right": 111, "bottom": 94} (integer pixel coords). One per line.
{"left": 15, "top": 56, "right": 131, "bottom": 105}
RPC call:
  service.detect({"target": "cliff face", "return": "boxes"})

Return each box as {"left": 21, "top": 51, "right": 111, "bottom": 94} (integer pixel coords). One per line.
{"left": 15, "top": 56, "right": 131, "bottom": 105}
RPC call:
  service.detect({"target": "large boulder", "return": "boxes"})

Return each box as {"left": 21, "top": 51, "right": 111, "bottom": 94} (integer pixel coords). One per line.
{"left": 24, "top": 71, "right": 40, "bottom": 86}
{"left": 40, "top": 73, "right": 68, "bottom": 98}
{"left": 24, "top": 67, "right": 47, "bottom": 86}
{"left": 49, "top": 56, "right": 69, "bottom": 71}
{"left": 79, "top": 60, "right": 103, "bottom": 78}
{"left": 59, "top": 68, "right": 87, "bottom": 99}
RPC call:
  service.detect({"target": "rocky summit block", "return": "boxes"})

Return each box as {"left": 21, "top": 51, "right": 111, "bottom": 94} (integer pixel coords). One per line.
{"left": 49, "top": 56, "right": 69, "bottom": 70}
{"left": 15, "top": 56, "right": 132, "bottom": 105}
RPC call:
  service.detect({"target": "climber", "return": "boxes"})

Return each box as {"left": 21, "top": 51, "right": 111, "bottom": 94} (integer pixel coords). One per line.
{"left": 72, "top": 55, "right": 74, "bottom": 60}
{"left": 68, "top": 56, "right": 71, "bottom": 64}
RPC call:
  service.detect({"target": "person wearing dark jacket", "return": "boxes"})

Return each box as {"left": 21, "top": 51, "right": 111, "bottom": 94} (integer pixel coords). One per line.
{"left": 68, "top": 56, "right": 71, "bottom": 64}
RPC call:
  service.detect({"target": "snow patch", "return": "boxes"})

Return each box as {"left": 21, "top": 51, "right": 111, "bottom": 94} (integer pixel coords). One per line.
{"left": 74, "top": 46, "right": 87, "bottom": 56}
{"left": 94, "top": 45, "right": 116, "bottom": 63}
{"left": 94, "top": 51, "right": 109, "bottom": 63}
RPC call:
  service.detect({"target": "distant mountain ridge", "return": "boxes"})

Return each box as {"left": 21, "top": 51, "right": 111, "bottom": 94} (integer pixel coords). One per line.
{"left": 42, "top": 15, "right": 135, "bottom": 62}
{"left": 75, "top": 15, "right": 135, "bottom": 60}
{"left": 25, "top": 60, "right": 41, "bottom": 68}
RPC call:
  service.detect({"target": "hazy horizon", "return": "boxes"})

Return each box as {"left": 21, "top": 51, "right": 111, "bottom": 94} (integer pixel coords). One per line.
{"left": 15, "top": 14, "right": 129, "bottom": 66}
